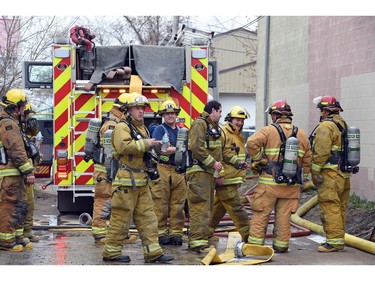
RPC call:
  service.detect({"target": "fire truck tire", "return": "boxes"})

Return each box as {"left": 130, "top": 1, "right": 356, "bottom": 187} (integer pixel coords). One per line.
{"left": 57, "top": 191, "right": 94, "bottom": 214}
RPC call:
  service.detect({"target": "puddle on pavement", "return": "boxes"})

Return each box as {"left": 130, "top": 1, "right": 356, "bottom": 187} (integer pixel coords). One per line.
{"left": 36, "top": 214, "right": 84, "bottom": 227}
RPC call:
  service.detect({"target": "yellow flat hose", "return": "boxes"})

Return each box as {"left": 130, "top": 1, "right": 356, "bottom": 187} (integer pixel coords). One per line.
{"left": 291, "top": 194, "right": 375, "bottom": 255}
{"left": 201, "top": 232, "right": 274, "bottom": 265}
{"left": 129, "top": 75, "right": 143, "bottom": 94}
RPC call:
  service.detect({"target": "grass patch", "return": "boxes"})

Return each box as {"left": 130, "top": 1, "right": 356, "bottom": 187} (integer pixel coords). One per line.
{"left": 348, "top": 193, "right": 375, "bottom": 211}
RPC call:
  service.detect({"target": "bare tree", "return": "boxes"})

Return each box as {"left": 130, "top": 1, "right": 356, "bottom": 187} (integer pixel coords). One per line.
{"left": 122, "top": 16, "right": 171, "bottom": 45}
{"left": 0, "top": 16, "right": 79, "bottom": 97}
{"left": 0, "top": 15, "right": 179, "bottom": 101}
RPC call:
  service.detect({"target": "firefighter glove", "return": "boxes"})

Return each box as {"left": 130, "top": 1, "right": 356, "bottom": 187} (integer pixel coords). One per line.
{"left": 215, "top": 176, "right": 224, "bottom": 187}
{"left": 250, "top": 159, "right": 268, "bottom": 175}
{"left": 24, "top": 174, "right": 35, "bottom": 184}
{"left": 234, "top": 160, "right": 248, "bottom": 170}
{"left": 312, "top": 174, "right": 323, "bottom": 186}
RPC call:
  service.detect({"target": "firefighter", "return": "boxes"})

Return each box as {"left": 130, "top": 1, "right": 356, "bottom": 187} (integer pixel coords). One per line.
{"left": 0, "top": 89, "right": 35, "bottom": 252}
{"left": 311, "top": 95, "right": 350, "bottom": 252}
{"left": 102, "top": 92, "right": 174, "bottom": 263}
{"left": 90, "top": 94, "right": 136, "bottom": 245}
{"left": 185, "top": 100, "right": 235, "bottom": 253}
{"left": 208, "top": 106, "right": 250, "bottom": 242}
{"left": 22, "top": 102, "right": 42, "bottom": 243}
{"left": 151, "top": 99, "right": 188, "bottom": 246}
{"left": 246, "top": 100, "right": 311, "bottom": 253}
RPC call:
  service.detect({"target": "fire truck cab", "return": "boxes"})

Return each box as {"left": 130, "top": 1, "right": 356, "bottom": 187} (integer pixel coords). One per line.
{"left": 23, "top": 25, "right": 214, "bottom": 213}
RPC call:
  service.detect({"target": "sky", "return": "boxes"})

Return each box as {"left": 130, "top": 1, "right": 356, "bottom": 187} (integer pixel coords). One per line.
{"left": 3, "top": 0, "right": 373, "bottom": 16}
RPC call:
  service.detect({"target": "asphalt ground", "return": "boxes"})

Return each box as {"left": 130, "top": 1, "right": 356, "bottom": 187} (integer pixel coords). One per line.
{"left": 0, "top": 179, "right": 374, "bottom": 280}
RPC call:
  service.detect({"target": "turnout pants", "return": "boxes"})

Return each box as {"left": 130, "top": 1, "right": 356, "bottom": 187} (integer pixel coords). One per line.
{"left": 209, "top": 183, "right": 249, "bottom": 240}
{"left": 23, "top": 183, "right": 35, "bottom": 238}
{"left": 92, "top": 170, "right": 112, "bottom": 240}
{"left": 102, "top": 184, "right": 164, "bottom": 262}
{"left": 151, "top": 164, "right": 187, "bottom": 238}
{"left": 317, "top": 169, "right": 350, "bottom": 249}
{"left": 248, "top": 183, "right": 299, "bottom": 250}
{"left": 0, "top": 176, "right": 28, "bottom": 247}
{"left": 186, "top": 171, "right": 215, "bottom": 249}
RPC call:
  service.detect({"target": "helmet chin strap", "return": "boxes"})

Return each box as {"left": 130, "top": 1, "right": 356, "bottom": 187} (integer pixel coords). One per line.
{"left": 17, "top": 108, "right": 24, "bottom": 129}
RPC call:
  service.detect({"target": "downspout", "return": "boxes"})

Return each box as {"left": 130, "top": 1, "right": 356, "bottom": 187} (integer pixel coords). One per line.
{"left": 263, "top": 16, "right": 271, "bottom": 126}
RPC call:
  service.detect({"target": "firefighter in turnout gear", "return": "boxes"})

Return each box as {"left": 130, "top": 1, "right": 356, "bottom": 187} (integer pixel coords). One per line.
{"left": 151, "top": 99, "right": 188, "bottom": 246}
{"left": 102, "top": 92, "right": 174, "bottom": 263}
{"left": 0, "top": 89, "right": 35, "bottom": 252}
{"left": 246, "top": 100, "right": 311, "bottom": 253}
{"left": 208, "top": 106, "right": 250, "bottom": 242}
{"left": 22, "top": 102, "right": 42, "bottom": 244}
{"left": 311, "top": 95, "right": 351, "bottom": 252}
{"left": 186, "top": 100, "right": 235, "bottom": 252}
{"left": 90, "top": 95, "right": 136, "bottom": 245}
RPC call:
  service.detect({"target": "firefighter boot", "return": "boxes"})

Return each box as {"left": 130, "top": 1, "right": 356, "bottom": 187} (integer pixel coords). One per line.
{"left": 170, "top": 236, "right": 183, "bottom": 246}
{"left": 94, "top": 236, "right": 106, "bottom": 245}
{"left": 27, "top": 234, "right": 40, "bottom": 242}
{"left": 146, "top": 254, "right": 174, "bottom": 263}
{"left": 158, "top": 236, "right": 171, "bottom": 245}
{"left": 273, "top": 245, "right": 288, "bottom": 253}
{"left": 103, "top": 255, "right": 131, "bottom": 263}
{"left": 318, "top": 243, "right": 343, "bottom": 253}
{"left": 0, "top": 243, "right": 23, "bottom": 252}
{"left": 17, "top": 237, "right": 33, "bottom": 250}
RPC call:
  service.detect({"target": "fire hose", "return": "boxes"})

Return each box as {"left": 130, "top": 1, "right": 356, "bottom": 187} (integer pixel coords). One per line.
{"left": 291, "top": 194, "right": 375, "bottom": 255}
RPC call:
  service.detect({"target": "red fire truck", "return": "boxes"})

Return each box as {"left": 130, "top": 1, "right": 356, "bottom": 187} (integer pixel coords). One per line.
{"left": 23, "top": 25, "right": 215, "bottom": 213}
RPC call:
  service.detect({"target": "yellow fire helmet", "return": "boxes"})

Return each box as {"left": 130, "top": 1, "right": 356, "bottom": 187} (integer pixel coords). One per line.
{"left": 157, "top": 98, "right": 181, "bottom": 116}
{"left": 0, "top": 88, "right": 28, "bottom": 108}
{"left": 113, "top": 92, "right": 150, "bottom": 112}
{"left": 224, "top": 105, "right": 249, "bottom": 121}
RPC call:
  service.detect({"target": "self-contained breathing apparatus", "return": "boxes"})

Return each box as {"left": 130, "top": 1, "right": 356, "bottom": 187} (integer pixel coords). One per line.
{"left": 175, "top": 117, "right": 222, "bottom": 174}
{"left": 203, "top": 117, "right": 222, "bottom": 141}
{"left": 84, "top": 115, "right": 118, "bottom": 165}
{"left": 84, "top": 118, "right": 102, "bottom": 163}
{"left": 103, "top": 129, "right": 113, "bottom": 181}
{"left": 0, "top": 116, "right": 40, "bottom": 165}
{"left": 174, "top": 127, "right": 193, "bottom": 173}
{"left": 271, "top": 124, "right": 301, "bottom": 186}
{"left": 110, "top": 117, "right": 160, "bottom": 182}
{"left": 0, "top": 140, "right": 8, "bottom": 165}
{"left": 309, "top": 119, "right": 360, "bottom": 174}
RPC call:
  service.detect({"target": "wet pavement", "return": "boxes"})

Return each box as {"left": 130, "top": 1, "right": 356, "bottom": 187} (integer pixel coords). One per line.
{"left": 1, "top": 228, "right": 374, "bottom": 266}
{"left": 1, "top": 179, "right": 374, "bottom": 280}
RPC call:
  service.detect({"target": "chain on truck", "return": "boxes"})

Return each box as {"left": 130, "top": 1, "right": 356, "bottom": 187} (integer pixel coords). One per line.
{"left": 22, "top": 24, "right": 217, "bottom": 214}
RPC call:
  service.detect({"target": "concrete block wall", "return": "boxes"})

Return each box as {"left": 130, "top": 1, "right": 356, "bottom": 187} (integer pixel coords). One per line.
{"left": 257, "top": 16, "right": 375, "bottom": 200}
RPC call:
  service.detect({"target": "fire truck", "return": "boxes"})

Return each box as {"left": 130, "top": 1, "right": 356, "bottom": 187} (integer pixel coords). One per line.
{"left": 23, "top": 25, "right": 215, "bottom": 213}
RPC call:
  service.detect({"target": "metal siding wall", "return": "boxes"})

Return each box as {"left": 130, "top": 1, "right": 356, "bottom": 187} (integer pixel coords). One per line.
{"left": 212, "top": 30, "right": 257, "bottom": 95}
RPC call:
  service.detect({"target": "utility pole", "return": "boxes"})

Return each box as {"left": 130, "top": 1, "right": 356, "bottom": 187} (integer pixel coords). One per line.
{"left": 166, "top": 16, "right": 180, "bottom": 46}
{"left": 171, "top": 16, "right": 179, "bottom": 37}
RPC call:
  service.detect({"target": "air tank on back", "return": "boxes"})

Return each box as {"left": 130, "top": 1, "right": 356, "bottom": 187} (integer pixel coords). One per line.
{"left": 174, "top": 127, "right": 189, "bottom": 167}
{"left": 103, "top": 129, "right": 113, "bottom": 180}
{"left": 282, "top": 136, "right": 299, "bottom": 179}
{"left": 347, "top": 126, "right": 360, "bottom": 167}
{"left": 84, "top": 118, "right": 101, "bottom": 162}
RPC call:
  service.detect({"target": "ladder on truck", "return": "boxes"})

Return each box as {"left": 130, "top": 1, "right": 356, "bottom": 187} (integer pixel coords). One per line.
{"left": 69, "top": 80, "right": 98, "bottom": 202}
